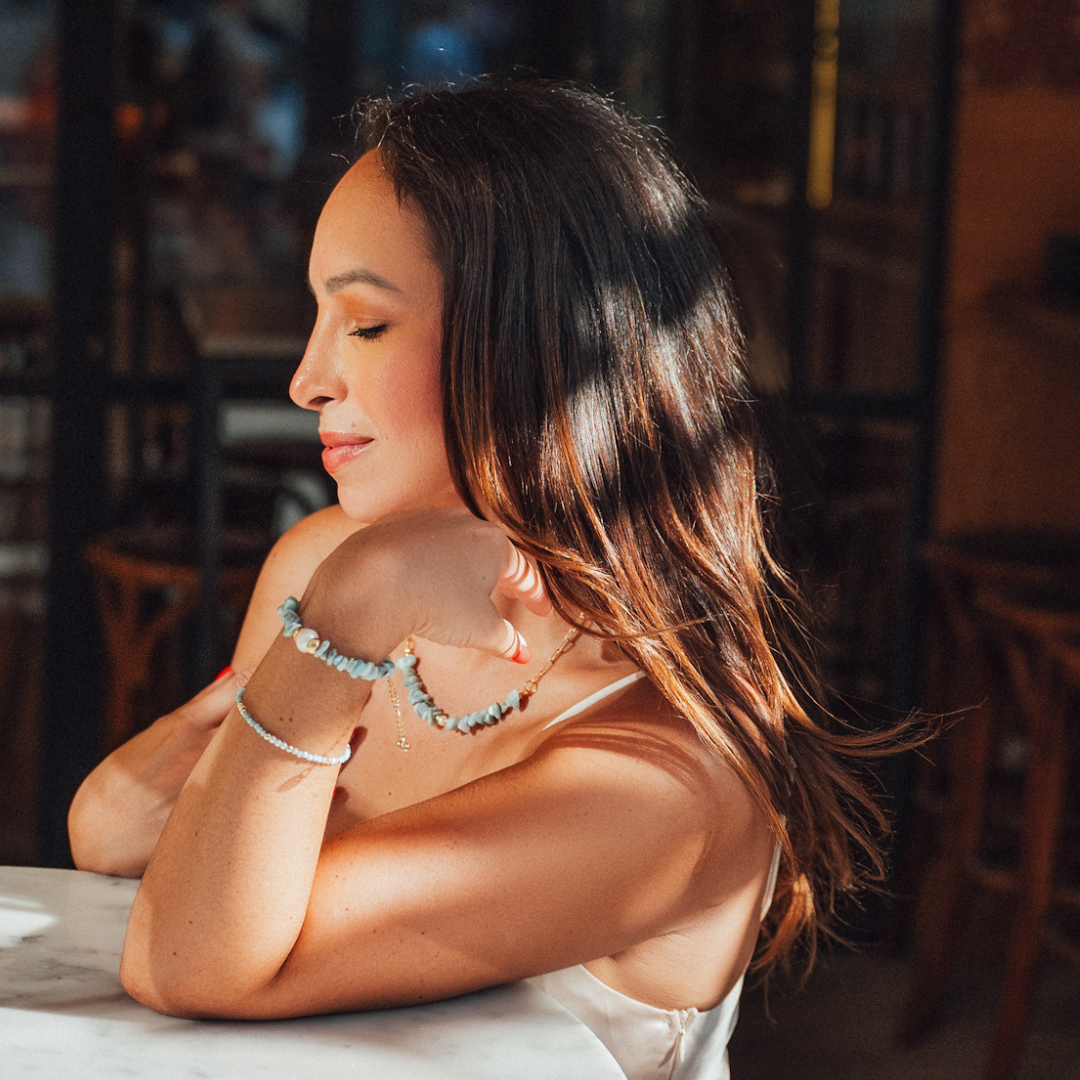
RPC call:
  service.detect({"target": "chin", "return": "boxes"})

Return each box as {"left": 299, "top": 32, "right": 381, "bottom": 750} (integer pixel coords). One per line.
{"left": 334, "top": 484, "right": 395, "bottom": 525}
{"left": 334, "top": 479, "right": 465, "bottom": 523}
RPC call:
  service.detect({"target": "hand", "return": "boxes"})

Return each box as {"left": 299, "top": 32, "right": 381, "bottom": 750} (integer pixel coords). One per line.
{"left": 300, "top": 507, "right": 552, "bottom": 665}
{"left": 111, "top": 666, "right": 249, "bottom": 802}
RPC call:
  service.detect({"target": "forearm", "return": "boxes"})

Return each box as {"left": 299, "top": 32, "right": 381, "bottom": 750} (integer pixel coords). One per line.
{"left": 69, "top": 714, "right": 216, "bottom": 878}
{"left": 120, "top": 631, "right": 384, "bottom": 1015}
{"left": 118, "top": 516, "right": 538, "bottom": 1015}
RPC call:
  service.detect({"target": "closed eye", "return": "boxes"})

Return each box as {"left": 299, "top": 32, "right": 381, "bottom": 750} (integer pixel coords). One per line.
{"left": 349, "top": 324, "right": 389, "bottom": 341}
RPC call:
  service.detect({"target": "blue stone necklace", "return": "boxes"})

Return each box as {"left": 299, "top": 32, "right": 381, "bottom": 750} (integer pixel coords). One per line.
{"left": 386, "top": 622, "right": 583, "bottom": 751}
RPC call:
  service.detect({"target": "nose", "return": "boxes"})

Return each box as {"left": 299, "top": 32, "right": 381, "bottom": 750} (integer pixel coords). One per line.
{"left": 289, "top": 310, "right": 344, "bottom": 411}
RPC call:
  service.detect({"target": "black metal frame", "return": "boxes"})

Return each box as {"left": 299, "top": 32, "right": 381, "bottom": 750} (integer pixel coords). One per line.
{"left": 39, "top": 0, "right": 118, "bottom": 866}
{"left": 893, "top": 0, "right": 964, "bottom": 715}
{"left": 779, "top": 0, "right": 964, "bottom": 926}
{"left": 784, "top": 0, "right": 963, "bottom": 717}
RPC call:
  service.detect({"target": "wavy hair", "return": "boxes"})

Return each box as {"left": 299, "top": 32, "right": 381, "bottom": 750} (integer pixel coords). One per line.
{"left": 353, "top": 78, "right": 903, "bottom": 974}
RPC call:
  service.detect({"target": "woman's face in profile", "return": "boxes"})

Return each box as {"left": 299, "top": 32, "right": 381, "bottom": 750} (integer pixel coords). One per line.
{"left": 291, "top": 151, "right": 460, "bottom": 522}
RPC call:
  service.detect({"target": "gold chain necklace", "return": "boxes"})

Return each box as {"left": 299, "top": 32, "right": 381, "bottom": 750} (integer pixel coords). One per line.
{"left": 386, "top": 621, "right": 583, "bottom": 751}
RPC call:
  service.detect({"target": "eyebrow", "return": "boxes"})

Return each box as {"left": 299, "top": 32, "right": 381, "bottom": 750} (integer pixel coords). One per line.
{"left": 318, "top": 267, "right": 402, "bottom": 295}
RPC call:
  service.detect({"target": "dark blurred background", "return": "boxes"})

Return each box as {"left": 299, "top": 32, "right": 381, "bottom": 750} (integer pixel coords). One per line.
{"left": 0, "top": 2, "right": 1077, "bottom": 1078}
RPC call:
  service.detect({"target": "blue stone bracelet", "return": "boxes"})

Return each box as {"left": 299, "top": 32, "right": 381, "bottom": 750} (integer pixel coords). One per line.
{"left": 277, "top": 596, "right": 395, "bottom": 681}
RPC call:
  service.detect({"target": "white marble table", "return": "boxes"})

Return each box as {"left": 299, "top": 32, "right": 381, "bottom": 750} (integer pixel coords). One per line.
{"left": 0, "top": 867, "right": 626, "bottom": 1079}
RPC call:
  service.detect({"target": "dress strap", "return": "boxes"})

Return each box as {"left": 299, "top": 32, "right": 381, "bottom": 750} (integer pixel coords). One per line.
{"left": 761, "top": 840, "right": 782, "bottom": 919}
{"left": 543, "top": 671, "right": 646, "bottom": 729}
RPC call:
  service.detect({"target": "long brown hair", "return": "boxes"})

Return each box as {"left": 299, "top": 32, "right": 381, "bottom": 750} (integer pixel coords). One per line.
{"left": 354, "top": 78, "right": 903, "bottom": 974}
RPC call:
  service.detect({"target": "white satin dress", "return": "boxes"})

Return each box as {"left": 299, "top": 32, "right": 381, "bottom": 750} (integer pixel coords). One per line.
{"left": 524, "top": 672, "right": 781, "bottom": 1080}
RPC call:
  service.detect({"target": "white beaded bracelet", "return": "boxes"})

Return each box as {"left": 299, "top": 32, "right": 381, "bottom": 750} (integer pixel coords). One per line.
{"left": 235, "top": 687, "right": 351, "bottom": 766}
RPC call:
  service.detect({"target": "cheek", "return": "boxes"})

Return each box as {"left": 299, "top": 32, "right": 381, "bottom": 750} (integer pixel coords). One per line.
{"left": 373, "top": 340, "right": 444, "bottom": 448}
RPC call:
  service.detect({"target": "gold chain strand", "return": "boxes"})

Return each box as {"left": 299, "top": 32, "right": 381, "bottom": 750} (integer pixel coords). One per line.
{"left": 386, "top": 676, "right": 411, "bottom": 751}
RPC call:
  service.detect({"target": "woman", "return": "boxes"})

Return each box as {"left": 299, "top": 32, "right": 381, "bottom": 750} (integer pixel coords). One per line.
{"left": 69, "top": 80, "right": 894, "bottom": 1080}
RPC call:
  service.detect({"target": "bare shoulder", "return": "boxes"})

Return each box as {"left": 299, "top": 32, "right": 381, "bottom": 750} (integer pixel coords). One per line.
{"left": 231, "top": 506, "right": 365, "bottom": 669}
{"left": 531, "top": 675, "right": 762, "bottom": 844}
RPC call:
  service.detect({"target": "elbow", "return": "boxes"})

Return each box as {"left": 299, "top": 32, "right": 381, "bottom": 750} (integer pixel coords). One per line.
{"left": 119, "top": 957, "right": 236, "bottom": 1019}
{"left": 120, "top": 959, "right": 204, "bottom": 1019}
{"left": 119, "top": 946, "right": 204, "bottom": 1018}
{"left": 119, "top": 946, "right": 280, "bottom": 1020}
{"left": 119, "top": 887, "right": 296, "bottom": 1019}
{"left": 70, "top": 838, "right": 145, "bottom": 879}
{"left": 68, "top": 780, "right": 151, "bottom": 878}
{"left": 67, "top": 807, "right": 111, "bottom": 876}
{"left": 67, "top": 784, "right": 97, "bottom": 871}
{"left": 68, "top": 814, "right": 145, "bottom": 878}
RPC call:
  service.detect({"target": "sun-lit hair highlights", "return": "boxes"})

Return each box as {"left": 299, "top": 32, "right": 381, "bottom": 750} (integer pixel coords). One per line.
{"left": 354, "top": 78, "right": 911, "bottom": 977}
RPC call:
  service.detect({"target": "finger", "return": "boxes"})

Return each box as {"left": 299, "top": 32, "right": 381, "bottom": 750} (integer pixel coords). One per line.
{"left": 472, "top": 618, "right": 531, "bottom": 665}
{"left": 188, "top": 671, "right": 234, "bottom": 704}
{"left": 498, "top": 545, "right": 553, "bottom": 617}
{"left": 191, "top": 665, "right": 251, "bottom": 702}
{"left": 185, "top": 669, "right": 252, "bottom": 729}
{"left": 497, "top": 621, "right": 532, "bottom": 665}
{"left": 448, "top": 611, "right": 530, "bottom": 664}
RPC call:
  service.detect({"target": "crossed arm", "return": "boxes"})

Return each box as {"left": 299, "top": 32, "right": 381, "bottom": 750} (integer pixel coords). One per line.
{"left": 74, "top": 507, "right": 759, "bottom": 1019}
{"left": 68, "top": 507, "right": 352, "bottom": 878}
{"left": 119, "top": 656, "right": 727, "bottom": 1018}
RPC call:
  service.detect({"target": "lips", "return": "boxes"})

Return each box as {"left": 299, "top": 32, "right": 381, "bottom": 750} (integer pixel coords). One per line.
{"left": 320, "top": 432, "right": 374, "bottom": 474}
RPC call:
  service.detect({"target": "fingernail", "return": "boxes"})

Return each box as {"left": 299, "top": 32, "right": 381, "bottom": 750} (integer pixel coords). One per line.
{"left": 512, "top": 641, "right": 531, "bottom": 665}
{"left": 214, "top": 666, "right": 233, "bottom": 682}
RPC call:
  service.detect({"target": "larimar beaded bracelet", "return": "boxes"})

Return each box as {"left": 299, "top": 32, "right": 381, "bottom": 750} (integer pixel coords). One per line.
{"left": 235, "top": 686, "right": 351, "bottom": 766}
{"left": 277, "top": 596, "right": 395, "bottom": 680}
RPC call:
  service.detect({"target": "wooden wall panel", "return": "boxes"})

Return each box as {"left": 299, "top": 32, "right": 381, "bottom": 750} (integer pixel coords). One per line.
{"left": 936, "top": 307, "right": 1080, "bottom": 532}
{"left": 946, "top": 88, "right": 1080, "bottom": 310}
{"left": 933, "top": 0, "right": 1080, "bottom": 537}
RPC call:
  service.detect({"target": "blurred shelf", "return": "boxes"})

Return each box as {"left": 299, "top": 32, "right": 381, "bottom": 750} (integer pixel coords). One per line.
{"left": 813, "top": 197, "right": 924, "bottom": 260}
{"left": 710, "top": 61, "right": 798, "bottom": 98}
{"left": 0, "top": 373, "right": 51, "bottom": 397}
{"left": 707, "top": 196, "right": 788, "bottom": 244}
{"left": 837, "top": 68, "right": 931, "bottom": 109}
{"left": 178, "top": 283, "right": 314, "bottom": 362}
{"left": 793, "top": 390, "right": 921, "bottom": 421}
{"left": 0, "top": 295, "right": 48, "bottom": 337}
{"left": 812, "top": 229, "right": 921, "bottom": 281}
{"left": 0, "top": 541, "right": 47, "bottom": 579}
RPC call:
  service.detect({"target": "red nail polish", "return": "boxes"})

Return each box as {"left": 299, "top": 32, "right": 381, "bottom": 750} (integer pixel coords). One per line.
{"left": 214, "top": 666, "right": 233, "bottom": 682}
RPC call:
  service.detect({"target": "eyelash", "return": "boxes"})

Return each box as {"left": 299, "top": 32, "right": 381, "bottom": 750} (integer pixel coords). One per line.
{"left": 349, "top": 324, "right": 389, "bottom": 341}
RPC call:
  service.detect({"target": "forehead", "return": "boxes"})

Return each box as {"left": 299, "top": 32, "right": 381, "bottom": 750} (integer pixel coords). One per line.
{"left": 311, "top": 151, "right": 439, "bottom": 294}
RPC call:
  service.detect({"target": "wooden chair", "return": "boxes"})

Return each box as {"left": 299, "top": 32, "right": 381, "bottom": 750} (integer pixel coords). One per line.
{"left": 972, "top": 591, "right": 1080, "bottom": 1080}
{"left": 86, "top": 526, "right": 265, "bottom": 751}
{"left": 902, "top": 534, "right": 1080, "bottom": 1080}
